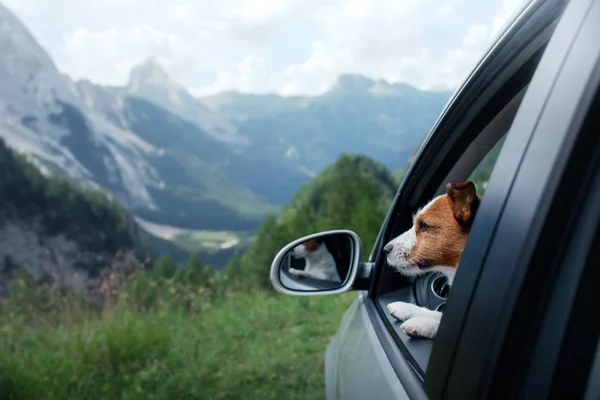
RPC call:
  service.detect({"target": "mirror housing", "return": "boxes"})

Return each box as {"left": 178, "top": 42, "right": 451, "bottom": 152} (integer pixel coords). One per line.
{"left": 270, "top": 230, "right": 371, "bottom": 296}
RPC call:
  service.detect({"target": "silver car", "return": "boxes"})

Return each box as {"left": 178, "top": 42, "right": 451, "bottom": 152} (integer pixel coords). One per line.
{"left": 269, "top": 0, "right": 600, "bottom": 398}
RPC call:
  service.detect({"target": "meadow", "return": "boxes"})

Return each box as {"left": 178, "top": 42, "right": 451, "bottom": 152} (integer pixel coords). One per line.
{"left": 0, "top": 154, "right": 406, "bottom": 400}
{"left": 0, "top": 267, "right": 356, "bottom": 400}
{"left": 171, "top": 230, "right": 253, "bottom": 254}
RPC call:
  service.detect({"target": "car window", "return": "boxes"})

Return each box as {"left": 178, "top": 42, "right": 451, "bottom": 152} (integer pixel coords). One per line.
{"left": 468, "top": 135, "right": 507, "bottom": 195}
{"left": 374, "top": 130, "right": 513, "bottom": 372}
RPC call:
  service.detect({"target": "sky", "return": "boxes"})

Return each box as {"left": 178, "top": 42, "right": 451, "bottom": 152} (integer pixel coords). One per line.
{"left": 3, "top": 0, "right": 527, "bottom": 97}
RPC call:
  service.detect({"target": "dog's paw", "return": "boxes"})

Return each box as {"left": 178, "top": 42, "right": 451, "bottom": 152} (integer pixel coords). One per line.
{"left": 387, "top": 302, "right": 423, "bottom": 321}
{"left": 289, "top": 268, "right": 301, "bottom": 276}
{"left": 400, "top": 317, "right": 439, "bottom": 340}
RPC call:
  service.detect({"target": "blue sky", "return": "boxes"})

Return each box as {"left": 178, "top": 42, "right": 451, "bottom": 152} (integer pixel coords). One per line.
{"left": 3, "top": 0, "right": 525, "bottom": 96}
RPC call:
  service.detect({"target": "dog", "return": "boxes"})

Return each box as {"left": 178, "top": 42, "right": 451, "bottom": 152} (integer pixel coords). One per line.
{"left": 384, "top": 181, "right": 481, "bottom": 339}
{"left": 289, "top": 238, "right": 342, "bottom": 282}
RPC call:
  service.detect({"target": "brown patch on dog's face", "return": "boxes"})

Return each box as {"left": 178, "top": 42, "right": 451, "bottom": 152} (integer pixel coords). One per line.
{"left": 384, "top": 181, "right": 481, "bottom": 273}
{"left": 303, "top": 238, "right": 323, "bottom": 252}
{"left": 411, "top": 181, "right": 480, "bottom": 268}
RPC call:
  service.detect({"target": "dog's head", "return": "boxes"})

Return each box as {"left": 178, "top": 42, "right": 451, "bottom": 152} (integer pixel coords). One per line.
{"left": 383, "top": 181, "right": 481, "bottom": 278}
{"left": 291, "top": 238, "right": 325, "bottom": 258}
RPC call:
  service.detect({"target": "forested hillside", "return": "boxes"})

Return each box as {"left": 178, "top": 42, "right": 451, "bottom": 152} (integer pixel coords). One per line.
{"left": 0, "top": 139, "right": 135, "bottom": 254}
{"left": 0, "top": 137, "right": 143, "bottom": 279}
{"left": 0, "top": 137, "right": 188, "bottom": 291}
{"left": 221, "top": 154, "right": 397, "bottom": 291}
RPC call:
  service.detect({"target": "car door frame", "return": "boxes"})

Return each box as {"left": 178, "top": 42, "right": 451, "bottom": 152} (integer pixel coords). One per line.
{"left": 424, "top": 0, "right": 600, "bottom": 398}
{"left": 347, "top": 0, "right": 569, "bottom": 398}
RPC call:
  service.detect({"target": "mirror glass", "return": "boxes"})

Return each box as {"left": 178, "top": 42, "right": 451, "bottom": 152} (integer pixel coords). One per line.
{"left": 278, "top": 232, "right": 355, "bottom": 292}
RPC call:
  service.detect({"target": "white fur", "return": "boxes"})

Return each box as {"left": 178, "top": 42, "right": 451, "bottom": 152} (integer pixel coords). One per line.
{"left": 384, "top": 224, "right": 418, "bottom": 273}
{"left": 385, "top": 195, "right": 447, "bottom": 279}
{"left": 289, "top": 241, "right": 341, "bottom": 282}
{"left": 387, "top": 302, "right": 443, "bottom": 340}
{"left": 384, "top": 195, "right": 455, "bottom": 340}
{"left": 400, "top": 317, "right": 441, "bottom": 339}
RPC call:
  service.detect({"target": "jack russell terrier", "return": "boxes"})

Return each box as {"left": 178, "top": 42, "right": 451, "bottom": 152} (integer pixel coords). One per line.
{"left": 384, "top": 181, "right": 481, "bottom": 340}
{"left": 289, "top": 238, "right": 342, "bottom": 282}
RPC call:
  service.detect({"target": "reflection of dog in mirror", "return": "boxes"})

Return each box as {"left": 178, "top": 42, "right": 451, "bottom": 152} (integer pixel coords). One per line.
{"left": 289, "top": 238, "right": 341, "bottom": 282}
{"left": 384, "top": 181, "right": 481, "bottom": 340}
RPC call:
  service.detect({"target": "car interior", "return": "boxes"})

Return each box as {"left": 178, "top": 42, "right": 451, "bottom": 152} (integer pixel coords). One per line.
{"left": 373, "top": 84, "right": 532, "bottom": 374}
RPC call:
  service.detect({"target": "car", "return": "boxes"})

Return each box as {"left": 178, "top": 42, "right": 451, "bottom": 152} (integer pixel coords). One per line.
{"left": 268, "top": 0, "right": 600, "bottom": 398}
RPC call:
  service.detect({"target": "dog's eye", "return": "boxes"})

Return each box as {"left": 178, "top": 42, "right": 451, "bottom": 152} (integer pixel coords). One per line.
{"left": 419, "top": 222, "right": 430, "bottom": 232}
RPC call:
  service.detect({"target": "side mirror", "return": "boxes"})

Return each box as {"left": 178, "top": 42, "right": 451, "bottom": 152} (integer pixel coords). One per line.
{"left": 270, "top": 230, "right": 369, "bottom": 296}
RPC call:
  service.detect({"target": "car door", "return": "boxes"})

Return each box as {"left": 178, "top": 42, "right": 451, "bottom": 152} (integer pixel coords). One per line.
{"left": 327, "top": 0, "right": 574, "bottom": 398}
{"left": 428, "top": 0, "right": 600, "bottom": 397}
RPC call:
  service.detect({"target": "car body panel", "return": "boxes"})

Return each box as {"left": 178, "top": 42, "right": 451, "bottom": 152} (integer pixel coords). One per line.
{"left": 325, "top": 291, "right": 409, "bottom": 400}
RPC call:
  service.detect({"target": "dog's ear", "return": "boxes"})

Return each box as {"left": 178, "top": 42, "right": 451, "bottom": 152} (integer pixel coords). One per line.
{"left": 304, "top": 239, "right": 322, "bottom": 251}
{"left": 446, "top": 181, "right": 480, "bottom": 228}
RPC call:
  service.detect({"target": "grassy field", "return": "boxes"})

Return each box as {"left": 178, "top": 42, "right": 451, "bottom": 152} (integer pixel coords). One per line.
{"left": 172, "top": 230, "right": 253, "bottom": 254}
{"left": 0, "top": 278, "right": 356, "bottom": 400}
{"left": 134, "top": 218, "right": 253, "bottom": 259}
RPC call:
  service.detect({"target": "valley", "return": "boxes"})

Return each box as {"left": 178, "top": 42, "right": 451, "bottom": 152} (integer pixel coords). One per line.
{"left": 137, "top": 216, "right": 254, "bottom": 269}
{"left": 0, "top": 2, "right": 451, "bottom": 272}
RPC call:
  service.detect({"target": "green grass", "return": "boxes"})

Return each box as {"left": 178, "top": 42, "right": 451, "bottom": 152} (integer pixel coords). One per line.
{"left": 172, "top": 230, "right": 254, "bottom": 253}
{"left": 0, "top": 279, "right": 356, "bottom": 400}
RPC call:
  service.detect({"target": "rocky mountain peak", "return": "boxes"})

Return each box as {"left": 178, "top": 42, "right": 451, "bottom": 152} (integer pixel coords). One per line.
{"left": 128, "top": 57, "right": 179, "bottom": 92}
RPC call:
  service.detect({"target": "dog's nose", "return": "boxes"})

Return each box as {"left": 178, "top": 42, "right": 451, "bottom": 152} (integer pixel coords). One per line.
{"left": 383, "top": 243, "right": 393, "bottom": 255}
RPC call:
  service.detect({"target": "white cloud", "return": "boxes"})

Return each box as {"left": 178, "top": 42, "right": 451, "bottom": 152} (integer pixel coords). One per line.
{"left": 194, "top": 55, "right": 270, "bottom": 95}
{"left": 438, "top": 3, "right": 454, "bottom": 15}
{"left": 220, "top": 0, "right": 290, "bottom": 24}
{"left": 3, "top": 0, "right": 527, "bottom": 96}
{"left": 166, "top": 5, "right": 190, "bottom": 22}
{"left": 427, "top": 25, "right": 493, "bottom": 90}
{"left": 491, "top": 0, "right": 528, "bottom": 37}
{"left": 60, "top": 26, "right": 196, "bottom": 85}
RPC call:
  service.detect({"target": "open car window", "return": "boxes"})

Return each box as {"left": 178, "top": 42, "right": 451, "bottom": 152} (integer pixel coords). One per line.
{"left": 375, "top": 130, "right": 509, "bottom": 373}
{"left": 469, "top": 136, "right": 506, "bottom": 195}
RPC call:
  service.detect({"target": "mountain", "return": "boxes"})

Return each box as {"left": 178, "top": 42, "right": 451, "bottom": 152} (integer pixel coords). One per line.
{"left": 0, "top": 136, "right": 146, "bottom": 294}
{"left": 77, "top": 80, "right": 308, "bottom": 222}
{"left": 0, "top": 4, "right": 288, "bottom": 232}
{"left": 122, "top": 58, "right": 245, "bottom": 146}
{"left": 0, "top": 133, "right": 198, "bottom": 295}
{"left": 200, "top": 74, "right": 450, "bottom": 176}
{"left": 0, "top": 2, "right": 451, "bottom": 241}
{"left": 200, "top": 92, "right": 308, "bottom": 120}
{"left": 0, "top": 3, "right": 161, "bottom": 211}
{"left": 77, "top": 59, "right": 315, "bottom": 208}
{"left": 287, "top": 153, "right": 397, "bottom": 215}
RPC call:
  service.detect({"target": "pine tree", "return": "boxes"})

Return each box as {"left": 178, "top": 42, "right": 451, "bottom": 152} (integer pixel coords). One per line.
{"left": 152, "top": 256, "right": 176, "bottom": 280}
{"left": 242, "top": 213, "right": 289, "bottom": 291}
{"left": 221, "top": 251, "right": 243, "bottom": 291}
{"left": 174, "top": 254, "right": 205, "bottom": 285}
